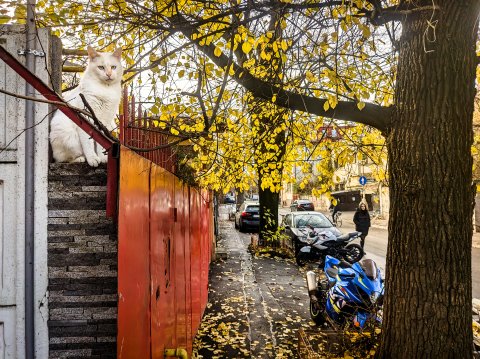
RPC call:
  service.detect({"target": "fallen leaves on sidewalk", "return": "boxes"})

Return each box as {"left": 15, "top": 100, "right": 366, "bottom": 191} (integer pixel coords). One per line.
{"left": 473, "top": 321, "right": 480, "bottom": 349}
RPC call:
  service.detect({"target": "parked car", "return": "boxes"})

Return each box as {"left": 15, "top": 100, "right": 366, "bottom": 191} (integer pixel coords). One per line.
{"left": 235, "top": 201, "right": 260, "bottom": 232}
{"left": 290, "top": 199, "right": 315, "bottom": 211}
{"left": 281, "top": 211, "right": 341, "bottom": 254}
{"left": 224, "top": 194, "right": 236, "bottom": 204}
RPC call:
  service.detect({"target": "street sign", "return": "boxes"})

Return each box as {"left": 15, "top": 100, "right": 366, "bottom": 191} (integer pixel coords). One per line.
{"left": 359, "top": 176, "right": 367, "bottom": 185}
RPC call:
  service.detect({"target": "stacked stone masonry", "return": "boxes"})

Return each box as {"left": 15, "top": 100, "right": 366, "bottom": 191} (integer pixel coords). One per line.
{"left": 48, "top": 163, "right": 117, "bottom": 359}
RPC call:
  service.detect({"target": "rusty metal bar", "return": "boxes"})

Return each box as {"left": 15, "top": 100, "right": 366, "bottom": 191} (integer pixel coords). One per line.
{"left": 62, "top": 65, "right": 85, "bottom": 73}
{"left": 62, "top": 48, "right": 88, "bottom": 56}
{"left": 106, "top": 143, "right": 120, "bottom": 218}
{"left": 0, "top": 45, "right": 114, "bottom": 150}
{"left": 117, "top": 86, "right": 177, "bottom": 172}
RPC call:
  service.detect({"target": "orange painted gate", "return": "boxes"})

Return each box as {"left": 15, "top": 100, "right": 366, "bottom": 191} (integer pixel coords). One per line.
{"left": 117, "top": 147, "right": 212, "bottom": 358}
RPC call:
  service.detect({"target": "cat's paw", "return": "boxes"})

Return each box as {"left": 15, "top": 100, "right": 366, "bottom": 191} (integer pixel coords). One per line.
{"left": 97, "top": 152, "right": 108, "bottom": 164}
{"left": 71, "top": 156, "right": 86, "bottom": 163}
{"left": 86, "top": 155, "right": 101, "bottom": 167}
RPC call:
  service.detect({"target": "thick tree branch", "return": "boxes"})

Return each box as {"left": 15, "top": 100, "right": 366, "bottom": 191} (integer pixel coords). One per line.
{"left": 365, "top": 4, "right": 440, "bottom": 26}
{"left": 172, "top": 15, "right": 391, "bottom": 132}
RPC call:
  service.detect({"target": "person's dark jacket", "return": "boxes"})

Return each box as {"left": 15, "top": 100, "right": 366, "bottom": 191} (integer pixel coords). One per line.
{"left": 353, "top": 208, "right": 371, "bottom": 234}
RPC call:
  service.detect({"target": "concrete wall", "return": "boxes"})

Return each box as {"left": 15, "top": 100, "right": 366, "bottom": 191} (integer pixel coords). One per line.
{"left": 0, "top": 26, "right": 55, "bottom": 358}
{"left": 47, "top": 163, "right": 117, "bottom": 358}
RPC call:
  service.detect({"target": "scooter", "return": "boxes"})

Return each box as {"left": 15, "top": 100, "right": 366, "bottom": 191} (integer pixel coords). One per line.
{"left": 305, "top": 255, "right": 384, "bottom": 330}
{"left": 296, "top": 227, "right": 364, "bottom": 267}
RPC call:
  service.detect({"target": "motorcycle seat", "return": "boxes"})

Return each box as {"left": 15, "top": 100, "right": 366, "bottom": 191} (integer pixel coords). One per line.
{"left": 336, "top": 232, "right": 360, "bottom": 241}
{"left": 336, "top": 234, "right": 350, "bottom": 241}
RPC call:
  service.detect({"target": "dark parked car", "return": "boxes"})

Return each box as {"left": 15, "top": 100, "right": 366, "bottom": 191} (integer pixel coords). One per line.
{"left": 281, "top": 211, "right": 341, "bottom": 254}
{"left": 290, "top": 199, "right": 315, "bottom": 211}
{"left": 235, "top": 201, "right": 260, "bottom": 232}
{"left": 224, "top": 194, "right": 236, "bottom": 204}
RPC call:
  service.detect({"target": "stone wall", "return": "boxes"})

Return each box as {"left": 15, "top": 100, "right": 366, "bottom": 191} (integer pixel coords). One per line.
{"left": 47, "top": 163, "right": 117, "bottom": 358}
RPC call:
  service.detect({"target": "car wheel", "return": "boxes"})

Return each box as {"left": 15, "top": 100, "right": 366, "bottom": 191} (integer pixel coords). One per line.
{"left": 239, "top": 220, "right": 244, "bottom": 232}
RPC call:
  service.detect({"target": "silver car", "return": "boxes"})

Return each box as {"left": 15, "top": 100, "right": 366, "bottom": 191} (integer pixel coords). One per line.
{"left": 281, "top": 211, "right": 341, "bottom": 254}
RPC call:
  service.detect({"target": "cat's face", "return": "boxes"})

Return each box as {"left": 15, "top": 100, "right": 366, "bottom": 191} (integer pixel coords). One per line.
{"left": 86, "top": 46, "right": 123, "bottom": 84}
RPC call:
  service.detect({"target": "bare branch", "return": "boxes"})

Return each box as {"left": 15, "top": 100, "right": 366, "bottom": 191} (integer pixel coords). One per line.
{"left": 0, "top": 87, "right": 91, "bottom": 116}
{"left": 79, "top": 93, "right": 118, "bottom": 142}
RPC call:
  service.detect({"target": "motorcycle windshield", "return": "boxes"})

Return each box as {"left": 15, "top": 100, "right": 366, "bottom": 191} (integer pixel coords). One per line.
{"left": 352, "top": 262, "right": 384, "bottom": 304}
{"left": 360, "top": 259, "right": 378, "bottom": 279}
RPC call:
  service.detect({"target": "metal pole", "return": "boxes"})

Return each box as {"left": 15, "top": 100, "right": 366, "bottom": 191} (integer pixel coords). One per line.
{"left": 25, "top": 1, "right": 37, "bottom": 357}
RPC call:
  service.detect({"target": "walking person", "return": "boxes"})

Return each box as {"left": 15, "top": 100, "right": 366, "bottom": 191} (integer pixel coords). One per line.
{"left": 353, "top": 202, "right": 371, "bottom": 253}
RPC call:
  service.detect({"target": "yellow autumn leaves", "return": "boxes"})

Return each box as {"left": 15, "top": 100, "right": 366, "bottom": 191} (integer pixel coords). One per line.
{"left": 26, "top": 0, "right": 392, "bottom": 195}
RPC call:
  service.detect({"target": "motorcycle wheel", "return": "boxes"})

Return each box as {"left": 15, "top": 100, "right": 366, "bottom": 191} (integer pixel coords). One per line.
{"left": 296, "top": 252, "right": 307, "bottom": 266}
{"left": 343, "top": 244, "right": 364, "bottom": 263}
{"left": 310, "top": 300, "right": 326, "bottom": 325}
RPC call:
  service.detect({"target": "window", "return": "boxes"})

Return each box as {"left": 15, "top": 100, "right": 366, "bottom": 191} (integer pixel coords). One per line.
{"left": 245, "top": 205, "right": 259, "bottom": 212}
{"left": 294, "top": 214, "right": 331, "bottom": 228}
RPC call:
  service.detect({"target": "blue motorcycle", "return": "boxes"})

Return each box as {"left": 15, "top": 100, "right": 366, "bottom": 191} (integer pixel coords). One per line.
{"left": 305, "top": 255, "right": 384, "bottom": 329}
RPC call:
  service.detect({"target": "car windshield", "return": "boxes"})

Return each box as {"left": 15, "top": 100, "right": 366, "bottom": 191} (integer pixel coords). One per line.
{"left": 294, "top": 214, "right": 331, "bottom": 228}
{"left": 246, "top": 205, "right": 259, "bottom": 212}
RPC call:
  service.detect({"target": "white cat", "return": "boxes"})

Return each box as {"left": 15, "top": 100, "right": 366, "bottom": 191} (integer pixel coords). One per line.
{"left": 50, "top": 46, "right": 123, "bottom": 167}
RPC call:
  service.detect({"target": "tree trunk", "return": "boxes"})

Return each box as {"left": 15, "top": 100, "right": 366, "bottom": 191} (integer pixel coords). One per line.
{"left": 378, "top": 2, "right": 478, "bottom": 357}
{"left": 258, "top": 183, "right": 280, "bottom": 246}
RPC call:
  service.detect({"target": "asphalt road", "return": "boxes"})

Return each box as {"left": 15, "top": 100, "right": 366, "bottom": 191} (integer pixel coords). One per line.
{"left": 278, "top": 208, "right": 480, "bottom": 299}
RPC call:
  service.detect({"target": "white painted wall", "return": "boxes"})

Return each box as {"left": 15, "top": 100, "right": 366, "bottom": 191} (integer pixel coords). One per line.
{"left": 0, "top": 26, "right": 50, "bottom": 359}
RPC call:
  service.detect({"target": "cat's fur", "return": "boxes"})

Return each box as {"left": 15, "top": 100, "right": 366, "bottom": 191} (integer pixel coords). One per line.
{"left": 50, "top": 46, "right": 123, "bottom": 167}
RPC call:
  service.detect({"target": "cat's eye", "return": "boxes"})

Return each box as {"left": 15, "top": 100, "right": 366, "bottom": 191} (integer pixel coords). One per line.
{"left": 111, "top": 66, "right": 117, "bottom": 70}
{"left": 98, "top": 66, "right": 104, "bottom": 70}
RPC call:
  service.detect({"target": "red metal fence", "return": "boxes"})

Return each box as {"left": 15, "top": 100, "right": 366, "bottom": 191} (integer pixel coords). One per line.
{"left": 117, "top": 147, "right": 213, "bottom": 358}
{"left": 119, "top": 87, "right": 176, "bottom": 172}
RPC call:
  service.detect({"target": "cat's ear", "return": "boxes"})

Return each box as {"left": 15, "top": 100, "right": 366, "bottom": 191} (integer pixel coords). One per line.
{"left": 112, "top": 47, "right": 122, "bottom": 59}
{"left": 87, "top": 46, "right": 100, "bottom": 60}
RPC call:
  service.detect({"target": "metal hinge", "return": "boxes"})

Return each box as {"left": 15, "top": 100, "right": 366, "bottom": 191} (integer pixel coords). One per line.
{"left": 17, "top": 49, "right": 46, "bottom": 57}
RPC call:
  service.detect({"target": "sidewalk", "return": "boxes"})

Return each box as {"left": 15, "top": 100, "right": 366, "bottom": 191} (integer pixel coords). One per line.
{"left": 193, "top": 217, "right": 315, "bottom": 358}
